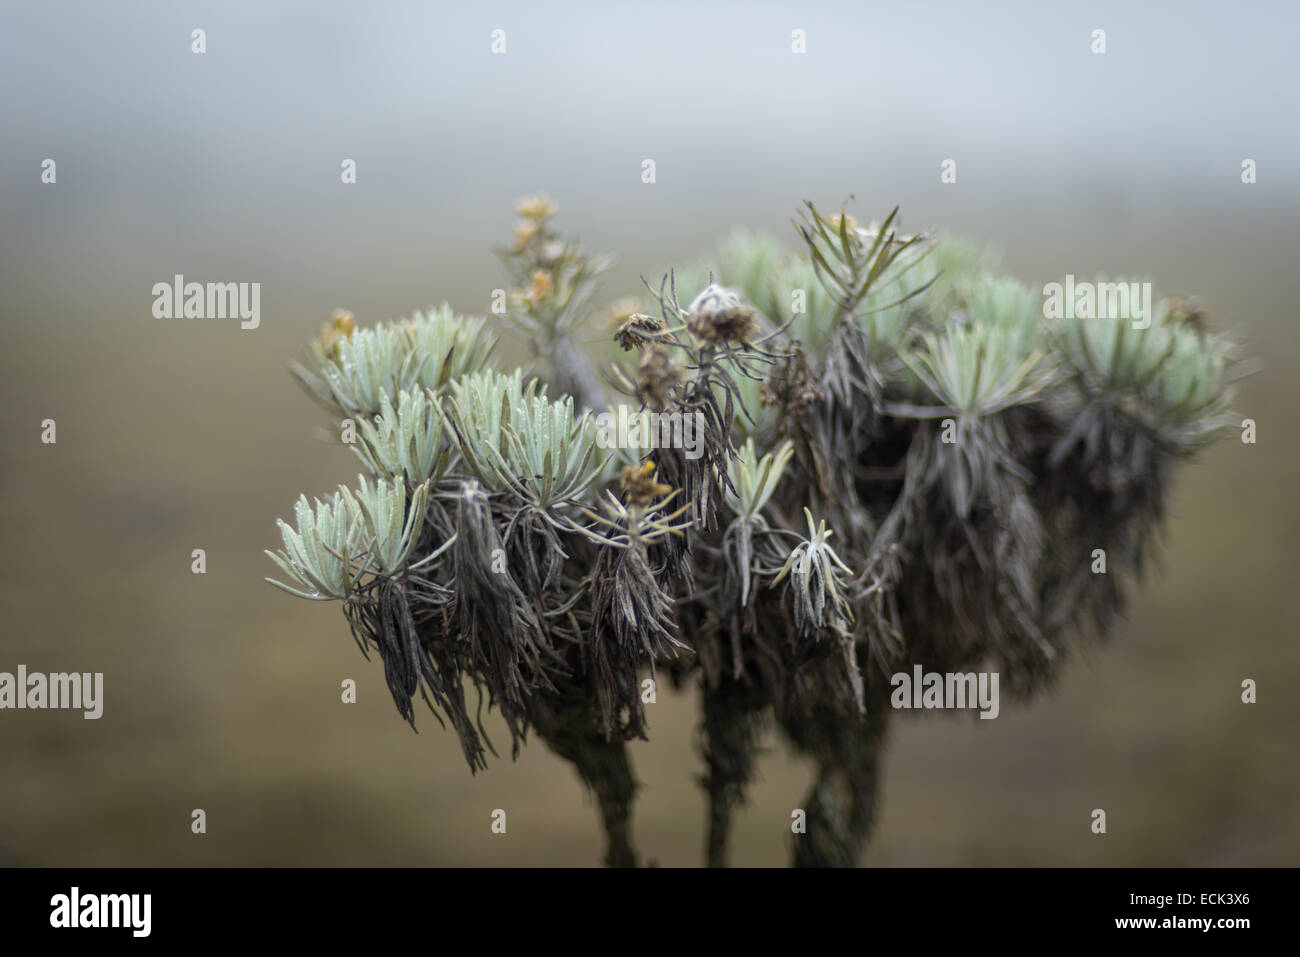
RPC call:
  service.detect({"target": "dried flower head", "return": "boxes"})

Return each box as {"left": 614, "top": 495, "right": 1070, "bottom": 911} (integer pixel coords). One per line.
{"left": 686, "top": 283, "right": 759, "bottom": 347}
{"left": 1165, "top": 296, "right": 1210, "bottom": 336}
{"left": 620, "top": 461, "right": 672, "bottom": 509}
{"left": 783, "top": 353, "right": 825, "bottom": 414}
{"left": 317, "top": 309, "right": 356, "bottom": 358}
{"left": 636, "top": 342, "right": 684, "bottom": 411}
{"left": 615, "top": 312, "right": 666, "bottom": 351}
{"left": 515, "top": 195, "right": 558, "bottom": 221}
{"left": 512, "top": 219, "right": 540, "bottom": 253}
{"left": 527, "top": 269, "right": 553, "bottom": 306}
{"left": 331, "top": 309, "right": 355, "bottom": 334}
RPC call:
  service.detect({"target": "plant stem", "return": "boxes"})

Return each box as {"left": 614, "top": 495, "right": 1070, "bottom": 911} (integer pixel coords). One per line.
{"left": 699, "top": 678, "right": 764, "bottom": 867}
{"left": 532, "top": 697, "right": 640, "bottom": 867}
{"left": 780, "top": 706, "right": 890, "bottom": 867}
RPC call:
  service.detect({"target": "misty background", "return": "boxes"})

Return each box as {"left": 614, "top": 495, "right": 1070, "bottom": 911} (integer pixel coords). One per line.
{"left": 1, "top": 0, "right": 1297, "bottom": 865}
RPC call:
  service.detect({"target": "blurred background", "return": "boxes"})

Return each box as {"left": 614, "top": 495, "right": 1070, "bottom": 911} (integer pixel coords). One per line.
{"left": 1, "top": 0, "right": 1297, "bottom": 866}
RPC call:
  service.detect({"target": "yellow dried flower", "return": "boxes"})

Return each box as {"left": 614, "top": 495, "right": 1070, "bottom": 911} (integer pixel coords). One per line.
{"left": 620, "top": 461, "right": 672, "bottom": 509}
{"left": 512, "top": 220, "right": 540, "bottom": 252}
{"left": 527, "top": 269, "right": 553, "bottom": 305}
{"left": 318, "top": 309, "right": 356, "bottom": 358}
{"left": 515, "top": 195, "right": 558, "bottom": 221}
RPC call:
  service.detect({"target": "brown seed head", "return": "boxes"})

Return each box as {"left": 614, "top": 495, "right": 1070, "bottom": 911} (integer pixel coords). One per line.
{"left": 686, "top": 283, "right": 758, "bottom": 347}
{"left": 1166, "top": 297, "right": 1210, "bottom": 336}
{"left": 637, "top": 342, "right": 684, "bottom": 411}
{"left": 616, "top": 312, "right": 666, "bottom": 351}
{"left": 620, "top": 461, "right": 672, "bottom": 509}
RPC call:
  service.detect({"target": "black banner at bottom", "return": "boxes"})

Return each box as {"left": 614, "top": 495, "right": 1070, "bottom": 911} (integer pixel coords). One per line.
{"left": 0, "top": 866, "right": 1275, "bottom": 943}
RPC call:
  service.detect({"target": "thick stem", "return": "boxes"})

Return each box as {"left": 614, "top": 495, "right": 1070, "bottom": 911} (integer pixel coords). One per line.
{"left": 781, "top": 707, "right": 889, "bottom": 867}
{"left": 699, "top": 678, "right": 764, "bottom": 868}
{"left": 532, "top": 698, "right": 640, "bottom": 868}
{"left": 549, "top": 334, "right": 605, "bottom": 413}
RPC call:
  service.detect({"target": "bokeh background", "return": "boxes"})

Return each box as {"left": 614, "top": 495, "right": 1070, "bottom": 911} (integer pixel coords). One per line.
{"left": 1, "top": 0, "right": 1297, "bottom": 866}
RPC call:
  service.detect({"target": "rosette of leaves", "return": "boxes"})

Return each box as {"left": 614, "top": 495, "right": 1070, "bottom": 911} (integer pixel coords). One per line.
{"left": 722, "top": 438, "right": 795, "bottom": 607}
{"left": 264, "top": 491, "right": 365, "bottom": 602}
{"left": 446, "top": 367, "right": 605, "bottom": 592}
{"left": 577, "top": 463, "right": 693, "bottom": 736}
{"left": 772, "top": 508, "right": 856, "bottom": 640}
{"left": 858, "top": 280, "right": 1059, "bottom": 696}
{"left": 339, "top": 474, "right": 429, "bottom": 576}
{"left": 1036, "top": 296, "right": 1241, "bottom": 638}
{"left": 447, "top": 369, "right": 602, "bottom": 513}
{"left": 352, "top": 387, "right": 451, "bottom": 488}
{"left": 266, "top": 476, "right": 476, "bottom": 748}
{"left": 292, "top": 304, "right": 496, "bottom": 419}
{"left": 1054, "top": 296, "right": 1236, "bottom": 455}
{"left": 762, "top": 206, "right": 941, "bottom": 565}
{"left": 797, "top": 205, "right": 937, "bottom": 406}
{"left": 265, "top": 476, "right": 429, "bottom": 597}
{"left": 769, "top": 506, "right": 866, "bottom": 720}
{"left": 685, "top": 438, "right": 799, "bottom": 691}
{"left": 898, "top": 320, "right": 1053, "bottom": 516}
